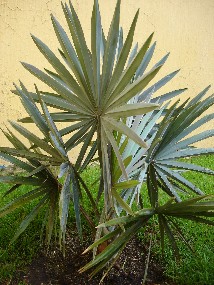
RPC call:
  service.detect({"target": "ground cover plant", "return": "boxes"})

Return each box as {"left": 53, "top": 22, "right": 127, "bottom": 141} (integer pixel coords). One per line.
{"left": 0, "top": 0, "right": 214, "bottom": 283}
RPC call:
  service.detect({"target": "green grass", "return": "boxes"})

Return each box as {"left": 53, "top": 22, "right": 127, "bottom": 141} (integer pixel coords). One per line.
{"left": 162, "top": 155, "right": 214, "bottom": 285}
{"left": 0, "top": 157, "right": 213, "bottom": 284}
{"left": 0, "top": 184, "right": 44, "bottom": 282}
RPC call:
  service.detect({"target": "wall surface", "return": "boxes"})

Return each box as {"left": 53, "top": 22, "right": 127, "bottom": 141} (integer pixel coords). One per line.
{"left": 0, "top": 0, "right": 213, "bottom": 163}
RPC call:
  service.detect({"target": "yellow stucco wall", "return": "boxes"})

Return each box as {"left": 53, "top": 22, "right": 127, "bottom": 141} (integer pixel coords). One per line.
{"left": 0, "top": 0, "right": 213, "bottom": 163}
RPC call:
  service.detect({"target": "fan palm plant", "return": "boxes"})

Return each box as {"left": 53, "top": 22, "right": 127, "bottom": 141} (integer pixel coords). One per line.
{"left": 0, "top": 0, "right": 214, "bottom": 280}
{"left": 80, "top": 89, "right": 214, "bottom": 277}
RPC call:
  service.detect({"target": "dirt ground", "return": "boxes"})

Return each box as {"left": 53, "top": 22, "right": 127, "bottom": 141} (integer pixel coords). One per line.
{"left": 9, "top": 233, "right": 177, "bottom": 285}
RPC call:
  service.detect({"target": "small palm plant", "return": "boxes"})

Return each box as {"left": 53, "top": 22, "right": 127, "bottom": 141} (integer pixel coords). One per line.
{"left": 0, "top": 0, "right": 214, "bottom": 279}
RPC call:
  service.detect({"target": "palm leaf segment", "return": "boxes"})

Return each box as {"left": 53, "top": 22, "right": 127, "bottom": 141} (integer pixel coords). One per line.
{"left": 0, "top": 85, "right": 99, "bottom": 246}
{"left": 13, "top": 0, "right": 188, "bottom": 211}
{"left": 16, "top": 0, "right": 161, "bottom": 173}
{"left": 0, "top": 120, "right": 61, "bottom": 245}
{"left": 144, "top": 87, "right": 214, "bottom": 205}
{"left": 115, "top": 86, "right": 214, "bottom": 209}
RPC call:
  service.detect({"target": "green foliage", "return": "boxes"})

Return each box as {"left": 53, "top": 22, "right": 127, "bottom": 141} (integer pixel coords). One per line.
{"left": 0, "top": 0, "right": 214, "bottom": 282}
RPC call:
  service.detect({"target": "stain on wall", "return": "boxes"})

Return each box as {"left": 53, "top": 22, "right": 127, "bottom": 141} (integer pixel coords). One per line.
{"left": 0, "top": 0, "right": 213, "bottom": 164}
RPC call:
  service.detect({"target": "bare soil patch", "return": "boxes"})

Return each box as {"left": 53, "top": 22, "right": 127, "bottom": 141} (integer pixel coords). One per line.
{"left": 9, "top": 232, "right": 177, "bottom": 285}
